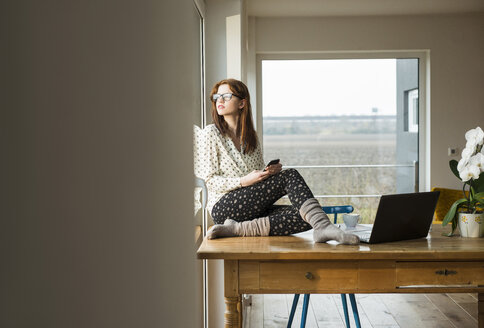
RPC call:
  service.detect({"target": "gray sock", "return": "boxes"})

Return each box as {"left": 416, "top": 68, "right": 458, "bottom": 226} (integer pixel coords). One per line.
{"left": 299, "top": 198, "right": 359, "bottom": 245}
{"left": 206, "top": 217, "right": 270, "bottom": 239}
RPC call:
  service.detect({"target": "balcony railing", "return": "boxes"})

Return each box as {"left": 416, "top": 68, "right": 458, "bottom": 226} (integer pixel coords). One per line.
{"left": 284, "top": 161, "right": 418, "bottom": 198}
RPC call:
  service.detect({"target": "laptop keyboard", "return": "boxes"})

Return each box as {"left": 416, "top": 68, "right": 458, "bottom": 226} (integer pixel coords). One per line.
{"left": 351, "top": 230, "right": 372, "bottom": 242}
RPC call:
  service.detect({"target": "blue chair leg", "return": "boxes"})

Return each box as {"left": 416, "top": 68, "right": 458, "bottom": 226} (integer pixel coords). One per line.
{"left": 287, "top": 294, "right": 300, "bottom": 328}
{"left": 301, "top": 294, "right": 310, "bottom": 328}
{"left": 349, "top": 294, "right": 361, "bottom": 328}
{"left": 341, "top": 294, "right": 351, "bottom": 328}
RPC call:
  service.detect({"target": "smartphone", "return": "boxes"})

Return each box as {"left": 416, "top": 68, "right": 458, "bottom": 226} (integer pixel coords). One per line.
{"left": 263, "top": 159, "right": 280, "bottom": 171}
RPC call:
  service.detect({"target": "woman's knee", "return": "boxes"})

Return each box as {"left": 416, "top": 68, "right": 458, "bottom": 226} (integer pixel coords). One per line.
{"left": 282, "top": 168, "right": 301, "bottom": 179}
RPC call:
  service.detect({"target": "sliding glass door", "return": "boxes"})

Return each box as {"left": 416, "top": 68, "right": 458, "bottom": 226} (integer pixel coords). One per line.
{"left": 261, "top": 58, "right": 419, "bottom": 223}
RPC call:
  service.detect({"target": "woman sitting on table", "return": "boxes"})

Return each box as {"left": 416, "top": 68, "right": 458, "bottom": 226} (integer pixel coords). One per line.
{"left": 198, "top": 78, "right": 358, "bottom": 245}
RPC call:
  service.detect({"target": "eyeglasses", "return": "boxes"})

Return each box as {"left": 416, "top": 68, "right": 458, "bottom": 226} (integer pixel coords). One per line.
{"left": 212, "top": 93, "right": 240, "bottom": 102}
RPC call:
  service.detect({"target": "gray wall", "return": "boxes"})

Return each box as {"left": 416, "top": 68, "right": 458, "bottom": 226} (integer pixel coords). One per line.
{"left": 2, "top": 1, "right": 198, "bottom": 327}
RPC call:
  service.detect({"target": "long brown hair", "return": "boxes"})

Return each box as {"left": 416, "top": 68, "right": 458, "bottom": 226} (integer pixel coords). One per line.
{"left": 210, "top": 79, "right": 258, "bottom": 153}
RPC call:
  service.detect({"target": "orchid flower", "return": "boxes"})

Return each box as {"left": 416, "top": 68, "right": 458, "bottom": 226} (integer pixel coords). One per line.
{"left": 465, "top": 126, "right": 484, "bottom": 145}
{"left": 459, "top": 164, "right": 480, "bottom": 182}
{"left": 457, "top": 157, "right": 468, "bottom": 172}
{"left": 461, "top": 147, "right": 474, "bottom": 161}
{"left": 469, "top": 153, "right": 484, "bottom": 171}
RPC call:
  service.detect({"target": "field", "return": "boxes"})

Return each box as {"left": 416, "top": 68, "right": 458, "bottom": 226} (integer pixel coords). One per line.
{"left": 262, "top": 117, "right": 414, "bottom": 224}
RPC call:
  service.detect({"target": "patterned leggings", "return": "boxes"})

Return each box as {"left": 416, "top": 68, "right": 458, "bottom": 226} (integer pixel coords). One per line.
{"left": 211, "top": 169, "right": 314, "bottom": 236}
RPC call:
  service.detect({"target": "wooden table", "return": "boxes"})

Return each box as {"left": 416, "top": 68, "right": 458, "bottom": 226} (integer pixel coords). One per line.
{"left": 197, "top": 225, "right": 484, "bottom": 328}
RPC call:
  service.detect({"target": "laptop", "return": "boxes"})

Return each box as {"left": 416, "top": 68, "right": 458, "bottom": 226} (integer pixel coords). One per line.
{"left": 349, "top": 191, "right": 440, "bottom": 244}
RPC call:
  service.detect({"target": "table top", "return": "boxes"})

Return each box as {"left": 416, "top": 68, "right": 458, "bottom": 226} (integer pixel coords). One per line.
{"left": 197, "top": 225, "right": 484, "bottom": 261}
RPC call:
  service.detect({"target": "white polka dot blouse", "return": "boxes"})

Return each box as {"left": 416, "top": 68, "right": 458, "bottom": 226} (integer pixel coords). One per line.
{"left": 194, "top": 124, "right": 265, "bottom": 215}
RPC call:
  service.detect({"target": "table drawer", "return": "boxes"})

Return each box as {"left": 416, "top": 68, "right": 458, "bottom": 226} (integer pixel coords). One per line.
{"left": 396, "top": 262, "right": 484, "bottom": 286}
{"left": 260, "top": 261, "right": 357, "bottom": 292}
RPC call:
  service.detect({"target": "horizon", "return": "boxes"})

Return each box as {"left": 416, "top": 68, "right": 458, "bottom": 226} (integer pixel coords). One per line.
{"left": 262, "top": 114, "right": 397, "bottom": 119}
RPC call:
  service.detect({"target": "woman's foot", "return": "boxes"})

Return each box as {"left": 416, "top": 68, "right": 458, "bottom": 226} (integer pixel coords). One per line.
{"left": 313, "top": 224, "right": 359, "bottom": 245}
{"left": 206, "top": 217, "right": 271, "bottom": 239}
{"left": 300, "top": 198, "right": 359, "bottom": 245}
{"left": 206, "top": 219, "right": 238, "bottom": 239}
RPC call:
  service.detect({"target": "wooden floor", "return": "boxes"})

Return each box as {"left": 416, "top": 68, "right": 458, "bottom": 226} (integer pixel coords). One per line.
{"left": 243, "top": 293, "right": 478, "bottom": 328}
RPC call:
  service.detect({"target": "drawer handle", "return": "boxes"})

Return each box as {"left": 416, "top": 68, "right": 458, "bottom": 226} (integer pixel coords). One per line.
{"left": 435, "top": 269, "right": 457, "bottom": 276}
{"left": 305, "top": 272, "right": 314, "bottom": 280}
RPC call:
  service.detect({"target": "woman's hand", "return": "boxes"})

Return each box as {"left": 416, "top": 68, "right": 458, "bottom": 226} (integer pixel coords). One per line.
{"left": 240, "top": 170, "right": 271, "bottom": 187}
{"left": 265, "top": 162, "right": 282, "bottom": 175}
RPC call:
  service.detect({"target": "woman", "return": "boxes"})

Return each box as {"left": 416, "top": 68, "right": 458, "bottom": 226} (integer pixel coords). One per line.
{"left": 200, "top": 78, "right": 358, "bottom": 244}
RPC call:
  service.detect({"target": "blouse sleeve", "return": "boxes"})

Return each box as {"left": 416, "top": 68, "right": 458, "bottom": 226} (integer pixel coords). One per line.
{"left": 201, "top": 128, "right": 242, "bottom": 194}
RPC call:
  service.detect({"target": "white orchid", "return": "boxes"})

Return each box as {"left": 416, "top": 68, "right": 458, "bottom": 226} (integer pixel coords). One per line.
{"left": 465, "top": 138, "right": 477, "bottom": 150}
{"left": 469, "top": 153, "right": 484, "bottom": 170}
{"left": 465, "top": 126, "right": 484, "bottom": 146}
{"left": 458, "top": 127, "right": 484, "bottom": 178}
{"left": 461, "top": 147, "right": 474, "bottom": 161}
{"left": 457, "top": 157, "right": 468, "bottom": 172}
{"left": 459, "top": 164, "right": 481, "bottom": 182}
{"left": 455, "top": 126, "right": 484, "bottom": 179}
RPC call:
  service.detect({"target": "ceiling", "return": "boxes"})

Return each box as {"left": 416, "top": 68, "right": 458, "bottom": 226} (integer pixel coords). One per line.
{"left": 246, "top": 0, "right": 484, "bottom": 17}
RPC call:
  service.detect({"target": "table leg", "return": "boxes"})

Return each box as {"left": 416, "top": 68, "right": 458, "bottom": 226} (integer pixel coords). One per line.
{"left": 224, "top": 296, "right": 241, "bottom": 327}
{"left": 479, "top": 291, "right": 483, "bottom": 328}
{"left": 238, "top": 296, "right": 243, "bottom": 327}
{"left": 224, "top": 260, "right": 241, "bottom": 328}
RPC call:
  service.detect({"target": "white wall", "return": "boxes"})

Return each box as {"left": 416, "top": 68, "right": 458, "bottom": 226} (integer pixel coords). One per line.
{"left": 253, "top": 13, "right": 484, "bottom": 189}
{"left": 2, "top": 1, "right": 198, "bottom": 327}
{"left": 206, "top": 0, "right": 243, "bottom": 121}
{"left": 205, "top": 1, "right": 245, "bottom": 327}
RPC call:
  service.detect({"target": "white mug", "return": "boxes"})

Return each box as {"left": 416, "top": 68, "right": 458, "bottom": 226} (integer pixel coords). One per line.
{"left": 343, "top": 213, "right": 360, "bottom": 228}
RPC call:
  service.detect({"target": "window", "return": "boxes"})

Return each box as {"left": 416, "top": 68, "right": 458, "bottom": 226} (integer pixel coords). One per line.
{"left": 405, "top": 88, "right": 419, "bottom": 133}
{"left": 260, "top": 58, "right": 420, "bottom": 223}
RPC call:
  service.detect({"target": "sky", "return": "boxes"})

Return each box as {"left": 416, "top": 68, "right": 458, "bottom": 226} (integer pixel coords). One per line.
{"left": 262, "top": 59, "right": 397, "bottom": 117}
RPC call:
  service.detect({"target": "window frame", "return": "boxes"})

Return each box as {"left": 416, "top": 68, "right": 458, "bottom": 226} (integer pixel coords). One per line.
{"left": 406, "top": 88, "right": 419, "bottom": 133}
{"left": 192, "top": 2, "right": 207, "bottom": 328}
{"left": 193, "top": 0, "right": 206, "bottom": 128}
{"left": 255, "top": 51, "right": 430, "bottom": 192}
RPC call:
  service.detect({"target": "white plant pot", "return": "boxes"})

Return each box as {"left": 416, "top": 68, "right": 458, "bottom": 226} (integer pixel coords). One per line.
{"left": 458, "top": 212, "right": 483, "bottom": 238}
